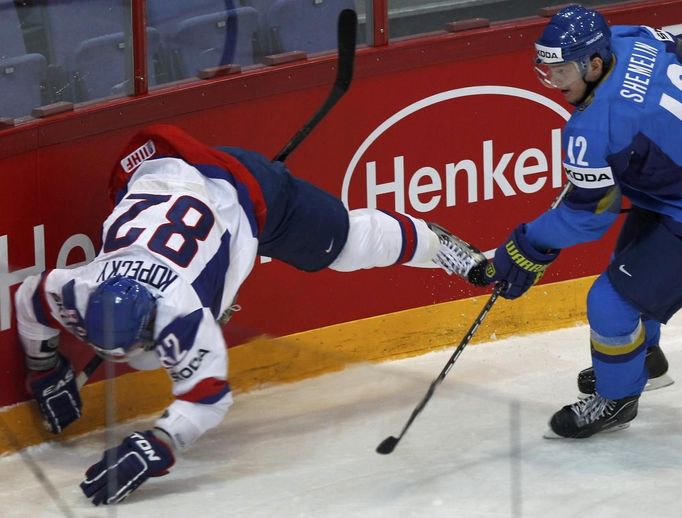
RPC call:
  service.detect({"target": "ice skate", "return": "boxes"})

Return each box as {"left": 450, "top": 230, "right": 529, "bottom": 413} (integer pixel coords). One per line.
{"left": 426, "top": 222, "right": 486, "bottom": 282}
{"left": 577, "top": 346, "right": 673, "bottom": 397}
{"left": 544, "top": 393, "right": 639, "bottom": 439}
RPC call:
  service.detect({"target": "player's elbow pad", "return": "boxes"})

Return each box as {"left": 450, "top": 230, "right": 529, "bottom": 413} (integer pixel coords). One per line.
{"left": 154, "top": 391, "right": 233, "bottom": 450}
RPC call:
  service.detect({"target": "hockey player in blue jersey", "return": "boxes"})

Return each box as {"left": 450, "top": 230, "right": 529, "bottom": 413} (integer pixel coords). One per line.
{"left": 475, "top": 5, "right": 682, "bottom": 438}
{"left": 14, "top": 124, "right": 486, "bottom": 505}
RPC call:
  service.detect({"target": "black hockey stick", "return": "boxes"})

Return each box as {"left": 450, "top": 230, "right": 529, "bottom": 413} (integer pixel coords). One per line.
{"left": 376, "top": 282, "right": 506, "bottom": 455}
{"left": 376, "top": 185, "right": 570, "bottom": 454}
{"left": 76, "top": 353, "right": 104, "bottom": 389}
{"left": 273, "top": 8, "right": 357, "bottom": 162}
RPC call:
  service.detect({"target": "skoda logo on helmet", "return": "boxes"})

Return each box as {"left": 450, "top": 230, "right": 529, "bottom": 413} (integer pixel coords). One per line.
{"left": 535, "top": 44, "right": 563, "bottom": 64}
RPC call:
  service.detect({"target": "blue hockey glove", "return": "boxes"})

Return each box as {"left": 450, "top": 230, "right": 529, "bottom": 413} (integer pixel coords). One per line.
{"left": 481, "top": 224, "right": 559, "bottom": 299}
{"left": 28, "top": 353, "right": 82, "bottom": 434}
{"left": 80, "top": 430, "right": 175, "bottom": 506}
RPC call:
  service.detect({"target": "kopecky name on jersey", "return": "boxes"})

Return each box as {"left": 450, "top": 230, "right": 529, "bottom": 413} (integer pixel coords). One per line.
{"left": 96, "top": 259, "right": 178, "bottom": 292}
{"left": 121, "top": 139, "right": 156, "bottom": 174}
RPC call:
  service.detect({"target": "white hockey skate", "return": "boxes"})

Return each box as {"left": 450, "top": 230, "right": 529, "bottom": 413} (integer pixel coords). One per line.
{"left": 426, "top": 222, "right": 487, "bottom": 283}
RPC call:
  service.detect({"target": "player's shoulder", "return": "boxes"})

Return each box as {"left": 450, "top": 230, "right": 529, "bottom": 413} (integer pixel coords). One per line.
{"left": 611, "top": 24, "right": 677, "bottom": 44}
{"left": 565, "top": 98, "right": 609, "bottom": 137}
{"left": 610, "top": 24, "right": 677, "bottom": 61}
{"left": 130, "top": 156, "right": 205, "bottom": 188}
{"left": 44, "top": 262, "right": 102, "bottom": 290}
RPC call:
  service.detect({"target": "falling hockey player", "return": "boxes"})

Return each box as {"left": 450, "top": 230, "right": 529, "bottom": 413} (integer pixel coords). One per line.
{"left": 476, "top": 5, "right": 682, "bottom": 438}
{"left": 13, "top": 124, "right": 486, "bottom": 505}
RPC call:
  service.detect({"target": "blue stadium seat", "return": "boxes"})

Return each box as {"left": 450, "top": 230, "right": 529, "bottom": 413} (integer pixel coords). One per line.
{"left": 147, "top": 1, "right": 261, "bottom": 79}
{"left": 240, "top": 0, "right": 276, "bottom": 53}
{"left": 0, "top": 0, "right": 47, "bottom": 118}
{"left": 71, "top": 29, "right": 161, "bottom": 101}
{"left": 42, "top": 0, "right": 160, "bottom": 102}
{"left": 266, "top": 0, "right": 355, "bottom": 54}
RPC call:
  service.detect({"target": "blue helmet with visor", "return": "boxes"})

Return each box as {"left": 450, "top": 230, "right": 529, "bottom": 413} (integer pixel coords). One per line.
{"left": 85, "top": 277, "right": 156, "bottom": 362}
{"left": 534, "top": 5, "right": 612, "bottom": 89}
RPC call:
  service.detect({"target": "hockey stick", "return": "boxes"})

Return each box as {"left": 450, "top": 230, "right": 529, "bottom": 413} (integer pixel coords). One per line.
{"left": 376, "top": 282, "right": 505, "bottom": 454}
{"left": 76, "top": 353, "right": 104, "bottom": 389}
{"left": 377, "top": 185, "right": 571, "bottom": 454}
{"left": 273, "top": 8, "right": 357, "bottom": 162}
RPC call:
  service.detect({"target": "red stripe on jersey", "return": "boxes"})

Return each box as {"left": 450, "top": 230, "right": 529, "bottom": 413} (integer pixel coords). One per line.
{"left": 177, "top": 377, "right": 230, "bottom": 404}
{"left": 109, "top": 124, "right": 267, "bottom": 233}
{"left": 381, "top": 210, "right": 418, "bottom": 264}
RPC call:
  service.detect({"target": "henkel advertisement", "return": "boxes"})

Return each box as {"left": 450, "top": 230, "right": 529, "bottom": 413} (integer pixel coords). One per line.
{"left": 341, "top": 85, "right": 568, "bottom": 235}
{"left": 226, "top": 74, "right": 619, "bottom": 345}
{"left": 0, "top": 39, "right": 625, "bottom": 408}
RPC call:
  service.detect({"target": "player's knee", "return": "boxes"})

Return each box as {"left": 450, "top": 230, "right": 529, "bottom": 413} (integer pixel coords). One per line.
{"left": 587, "top": 274, "right": 640, "bottom": 337}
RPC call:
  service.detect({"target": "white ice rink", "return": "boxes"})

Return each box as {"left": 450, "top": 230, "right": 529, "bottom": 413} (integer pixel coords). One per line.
{"left": 3, "top": 313, "right": 682, "bottom": 518}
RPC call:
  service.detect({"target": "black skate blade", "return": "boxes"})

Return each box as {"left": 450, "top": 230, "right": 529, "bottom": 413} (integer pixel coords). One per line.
{"left": 376, "top": 436, "right": 399, "bottom": 454}
{"left": 578, "top": 374, "right": 674, "bottom": 400}
{"left": 542, "top": 422, "right": 631, "bottom": 439}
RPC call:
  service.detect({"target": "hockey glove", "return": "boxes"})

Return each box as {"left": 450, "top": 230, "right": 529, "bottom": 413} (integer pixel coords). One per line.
{"left": 80, "top": 430, "right": 175, "bottom": 506}
{"left": 476, "top": 224, "right": 559, "bottom": 299}
{"left": 28, "top": 353, "right": 82, "bottom": 434}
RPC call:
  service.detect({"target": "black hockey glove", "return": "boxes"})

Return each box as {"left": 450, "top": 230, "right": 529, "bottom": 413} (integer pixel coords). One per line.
{"left": 80, "top": 430, "right": 175, "bottom": 505}
{"left": 28, "top": 353, "right": 82, "bottom": 434}
{"left": 476, "top": 224, "right": 559, "bottom": 299}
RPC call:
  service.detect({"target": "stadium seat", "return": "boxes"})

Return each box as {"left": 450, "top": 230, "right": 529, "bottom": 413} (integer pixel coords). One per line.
{"left": 239, "top": 0, "right": 276, "bottom": 53}
{"left": 0, "top": 0, "right": 47, "bottom": 118}
{"left": 71, "top": 29, "right": 161, "bottom": 101}
{"left": 147, "top": 1, "right": 261, "bottom": 80}
{"left": 266, "top": 0, "right": 355, "bottom": 54}
{"left": 42, "top": 0, "right": 160, "bottom": 102}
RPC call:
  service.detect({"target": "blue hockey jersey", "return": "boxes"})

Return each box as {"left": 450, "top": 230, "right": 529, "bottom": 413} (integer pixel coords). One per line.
{"left": 526, "top": 25, "right": 682, "bottom": 249}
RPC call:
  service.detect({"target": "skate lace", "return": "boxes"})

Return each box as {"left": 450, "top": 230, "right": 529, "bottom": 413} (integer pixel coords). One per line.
{"left": 570, "top": 394, "right": 615, "bottom": 425}
{"left": 435, "top": 236, "right": 481, "bottom": 277}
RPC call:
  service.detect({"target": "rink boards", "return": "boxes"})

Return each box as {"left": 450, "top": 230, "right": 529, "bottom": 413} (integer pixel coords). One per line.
{"left": 1, "top": 0, "right": 681, "bottom": 453}
{"left": 0, "top": 275, "right": 595, "bottom": 453}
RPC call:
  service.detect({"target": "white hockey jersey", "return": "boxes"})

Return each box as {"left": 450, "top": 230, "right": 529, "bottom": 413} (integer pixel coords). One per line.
{"left": 15, "top": 132, "right": 263, "bottom": 450}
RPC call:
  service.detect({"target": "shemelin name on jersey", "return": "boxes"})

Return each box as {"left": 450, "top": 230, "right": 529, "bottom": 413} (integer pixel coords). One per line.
{"left": 619, "top": 41, "right": 659, "bottom": 103}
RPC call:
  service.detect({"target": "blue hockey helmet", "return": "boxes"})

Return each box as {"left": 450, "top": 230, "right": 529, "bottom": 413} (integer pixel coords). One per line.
{"left": 535, "top": 5, "right": 612, "bottom": 88}
{"left": 85, "top": 277, "right": 156, "bottom": 362}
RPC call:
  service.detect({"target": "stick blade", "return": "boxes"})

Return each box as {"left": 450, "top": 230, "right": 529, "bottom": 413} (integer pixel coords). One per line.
{"left": 376, "top": 436, "right": 399, "bottom": 455}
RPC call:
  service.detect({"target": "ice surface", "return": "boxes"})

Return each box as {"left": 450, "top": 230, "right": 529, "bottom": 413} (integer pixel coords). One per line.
{"left": 3, "top": 314, "right": 682, "bottom": 518}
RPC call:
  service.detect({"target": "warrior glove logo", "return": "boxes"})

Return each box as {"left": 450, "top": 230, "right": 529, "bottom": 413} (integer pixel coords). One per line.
{"left": 505, "top": 241, "right": 549, "bottom": 283}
